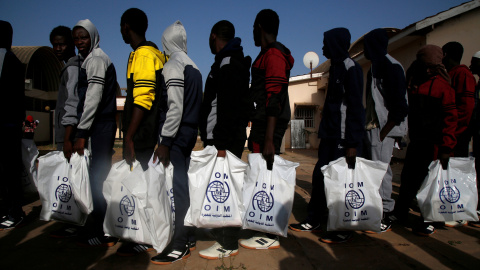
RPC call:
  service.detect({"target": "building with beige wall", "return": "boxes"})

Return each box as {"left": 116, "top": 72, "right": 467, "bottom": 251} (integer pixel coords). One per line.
{"left": 285, "top": 0, "right": 480, "bottom": 156}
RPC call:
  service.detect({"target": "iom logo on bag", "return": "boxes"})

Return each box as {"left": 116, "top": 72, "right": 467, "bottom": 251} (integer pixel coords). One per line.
{"left": 119, "top": 195, "right": 136, "bottom": 216}
{"left": 252, "top": 191, "right": 274, "bottom": 212}
{"left": 439, "top": 185, "right": 461, "bottom": 204}
{"left": 206, "top": 179, "right": 230, "bottom": 203}
{"left": 55, "top": 184, "right": 72, "bottom": 203}
{"left": 345, "top": 190, "right": 365, "bottom": 210}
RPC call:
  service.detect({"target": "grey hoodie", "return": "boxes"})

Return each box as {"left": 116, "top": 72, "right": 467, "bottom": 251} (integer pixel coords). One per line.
{"left": 72, "top": 19, "right": 117, "bottom": 138}
{"left": 158, "top": 21, "right": 202, "bottom": 147}
{"left": 58, "top": 55, "right": 83, "bottom": 138}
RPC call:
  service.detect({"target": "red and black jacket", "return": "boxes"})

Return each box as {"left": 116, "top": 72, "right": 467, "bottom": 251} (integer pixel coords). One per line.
{"left": 249, "top": 42, "right": 294, "bottom": 145}
{"left": 408, "top": 75, "right": 458, "bottom": 154}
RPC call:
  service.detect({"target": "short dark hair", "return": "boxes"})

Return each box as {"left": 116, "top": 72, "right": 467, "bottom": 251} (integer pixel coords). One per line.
{"left": 254, "top": 9, "right": 279, "bottom": 37}
{"left": 0, "top": 20, "right": 13, "bottom": 49}
{"left": 121, "top": 8, "right": 148, "bottom": 35}
{"left": 211, "top": 20, "right": 235, "bottom": 42}
{"left": 442, "top": 41, "right": 464, "bottom": 63}
{"left": 50, "top": 26, "right": 74, "bottom": 45}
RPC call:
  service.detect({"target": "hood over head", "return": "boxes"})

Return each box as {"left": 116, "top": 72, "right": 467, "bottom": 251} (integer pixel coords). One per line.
{"left": 74, "top": 19, "right": 100, "bottom": 54}
{"left": 161, "top": 20, "right": 187, "bottom": 56}
{"left": 363, "top": 28, "right": 388, "bottom": 63}
{"left": 323, "top": 27, "right": 351, "bottom": 62}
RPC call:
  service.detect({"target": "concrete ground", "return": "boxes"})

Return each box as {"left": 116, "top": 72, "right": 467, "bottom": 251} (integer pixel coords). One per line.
{"left": 1, "top": 143, "right": 479, "bottom": 270}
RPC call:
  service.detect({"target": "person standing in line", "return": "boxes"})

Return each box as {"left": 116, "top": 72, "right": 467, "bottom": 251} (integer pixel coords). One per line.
{"left": 49, "top": 26, "right": 84, "bottom": 239}
{"left": 0, "top": 20, "right": 26, "bottom": 230}
{"left": 289, "top": 27, "right": 365, "bottom": 244}
{"left": 50, "top": 25, "right": 76, "bottom": 151}
{"left": 467, "top": 51, "right": 480, "bottom": 228}
{"left": 363, "top": 28, "right": 408, "bottom": 233}
{"left": 150, "top": 20, "right": 202, "bottom": 265}
{"left": 441, "top": 42, "right": 476, "bottom": 228}
{"left": 394, "top": 45, "right": 457, "bottom": 236}
{"left": 198, "top": 20, "right": 251, "bottom": 259}
{"left": 115, "top": 7, "right": 167, "bottom": 256}
{"left": 240, "top": 9, "right": 294, "bottom": 250}
{"left": 66, "top": 19, "right": 119, "bottom": 247}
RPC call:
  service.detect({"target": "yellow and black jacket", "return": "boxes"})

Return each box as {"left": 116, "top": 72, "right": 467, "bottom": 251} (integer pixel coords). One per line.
{"left": 122, "top": 41, "right": 166, "bottom": 150}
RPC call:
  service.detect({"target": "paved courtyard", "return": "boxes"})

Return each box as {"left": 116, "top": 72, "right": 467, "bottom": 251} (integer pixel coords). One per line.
{"left": 1, "top": 144, "right": 479, "bottom": 269}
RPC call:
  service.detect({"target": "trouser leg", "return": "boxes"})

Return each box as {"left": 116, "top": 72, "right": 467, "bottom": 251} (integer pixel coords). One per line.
{"left": 0, "top": 129, "right": 24, "bottom": 218}
{"left": 367, "top": 129, "right": 396, "bottom": 212}
{"left": 395, "top": 140, "right": 434, "bottom": 220}
{"left": 306, "top": 138, "right": 348, "bottom": 224}
{"left": 89, "top": 123, "right": 115, "bottom": 235}
{"left": 171, "top": 144, "right": 194, "bottom": 249}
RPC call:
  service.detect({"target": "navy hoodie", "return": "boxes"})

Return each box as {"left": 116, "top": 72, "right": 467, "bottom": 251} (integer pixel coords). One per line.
{"left": 318, "top": 28, "right": 365, "bottom": 148}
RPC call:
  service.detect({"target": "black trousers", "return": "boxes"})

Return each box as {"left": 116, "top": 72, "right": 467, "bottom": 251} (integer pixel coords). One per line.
{"left": 395, "top": 140, "right": 435, "bottom": 221}
{"left": 0, "top": 127, "right": 24, "bottom": 218}
{"left": 88, "top": 122, "right": 116, "bottom": 235}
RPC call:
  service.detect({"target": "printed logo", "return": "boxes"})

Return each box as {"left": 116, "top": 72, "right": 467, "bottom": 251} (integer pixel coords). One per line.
{"left": 345, "top": 190, "right": 365, "bottom": 209}
{"left": 439, "top": 186, "right": 461, "bottom": 204}
{"left": 252, "top": 191, "right": 274, "bottom": 212}
{"left": 119, "top": 195, "right": 135, "bottom": 216}
{"left": 55, "top": 184, "right": 72, "bottom": 203}
{"left": 206, "top": 180, "right": 230, "bottom": 203}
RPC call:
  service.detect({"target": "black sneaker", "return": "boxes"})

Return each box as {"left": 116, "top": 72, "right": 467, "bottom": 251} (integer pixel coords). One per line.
{"left": 413, "top": 223, "right": 435, "bottom": 236}
{"left": 116, "top": 242, "right": 154, "bottom": 257}
{"left": 289, "top": 221, "right": 321, "bottom": 232}
{"left": 365, "top": 215, "right": 393, "bottom": 234}
{"left": 319, "top": 231, "right": 353, "bottom": 244}
{"left": 151, "top": 246, "right": 190, "bottom": 265}
{"left": 0, "top": 215, "right": 25, "bottom": 231}
{"left": 188, "top": 241, "right": 196, "bottom": 251}
{"left": 77, "top": 235, "right": 119, "bottom": 247}
{"left": 49, "top": 226, "right": 79, "bottom": 238}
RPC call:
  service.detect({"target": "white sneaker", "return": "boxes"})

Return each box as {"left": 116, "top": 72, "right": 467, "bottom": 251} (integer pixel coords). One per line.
{"left": 444, "top": 220, "right": 468, "bottom": 228}
{"left": 198, "top": 242, "right": 238, "bottom": 260}
{"left": 239, "top": 234, "right": 280, "bottom": 250}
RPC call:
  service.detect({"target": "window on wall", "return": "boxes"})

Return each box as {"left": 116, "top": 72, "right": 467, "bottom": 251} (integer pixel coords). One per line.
{"left": 294, "top": 105, "right": 315, "bottom": 128}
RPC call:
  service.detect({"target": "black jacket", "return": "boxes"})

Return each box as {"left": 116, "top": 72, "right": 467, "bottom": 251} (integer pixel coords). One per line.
{"left": 318, "top": 28, "right": 365, "bottom": 148}
{"left": 200, "top": 38, "right": 252, "bottom": 151}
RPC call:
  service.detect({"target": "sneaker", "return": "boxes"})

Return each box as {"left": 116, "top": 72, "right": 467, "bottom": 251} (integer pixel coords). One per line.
{"left": 150, "top": 246, "right": 190, "bottom": 265}
{"left": 444, "top": 220, "right": 468, "bottom": 228}
{"left": 413, "top": 224, "right": 436, "bottom": 236}
{"left": 239, "top": 234, "right": 280, "bottom": 250}
{"left": 319, "top": 231, "right": 353, "bottom": 244}
{"left": 0, "top": 215, "right": 24, "bottom": 231}
{"left": 116, "top": 242, "right": 154, "bottom": 257}
{"left": 77, "top": 235, "right": 119, "bottom": 247}
{"left": 199, "top": 242, "right": 239, "bottom": 260}
{"left": 49, "top": 226, "right": 79, "bottom": 238}
{"left": 365, "top": 217, "right": 392, "bottom": 234}
{"left": 289, "top": 221, "right": 321, "bottom": 232}
{"left": 188, "top": 241, "right": 196, "bottom": 251}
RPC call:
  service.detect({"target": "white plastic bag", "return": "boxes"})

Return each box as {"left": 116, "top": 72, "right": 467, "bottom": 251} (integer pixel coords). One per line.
{"left": 69, "top": 150, "right": 93, "bottom": 215}
{"left": 243, "top": 154, "right": 299, "bottom": 237}
{"left": 322, "top": 157, "right": 387, "bottom": 232}
{"left": 103, "top": 160, "right": 151, "bottom": 245}
{"left": 145, "top": 156, "right": 175, "bottom": 253}
{"left": 21, "top": 139, "right": 39, "bottom": 194}
{"left": 417, "top": 158, "right": 479, "bottom": 222}
{"left": 36, "top": 151, "right": 88, "bottom": 225}
{"left": 185, "top": 146, "right": 248, "bottom": 228}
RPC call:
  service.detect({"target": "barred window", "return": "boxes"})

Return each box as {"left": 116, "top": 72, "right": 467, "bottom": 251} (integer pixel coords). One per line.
{"left": 294, "top": 106, "right": 315, "bottom": 128}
